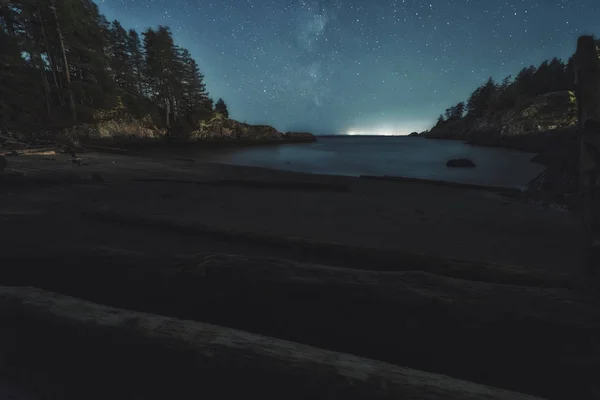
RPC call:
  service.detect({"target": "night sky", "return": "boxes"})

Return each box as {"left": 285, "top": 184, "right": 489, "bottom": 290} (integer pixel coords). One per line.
{"left": 95, "top": 0, "right": 598, "bottom": 135}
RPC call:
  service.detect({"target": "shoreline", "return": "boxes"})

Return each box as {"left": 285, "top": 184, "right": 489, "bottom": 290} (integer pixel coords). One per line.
{"left": 423, "top": 127, "right": 579, "bottom": 155}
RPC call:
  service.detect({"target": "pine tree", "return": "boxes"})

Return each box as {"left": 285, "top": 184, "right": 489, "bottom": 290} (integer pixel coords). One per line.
{"left": 0, "top": 0, "right": 220, "bottom": 134}
{"left": 143, "top": 26, "right": 183, "bottom": 129}
{"left": 492, "top": 75, "right": 516, "bottom": 110}
{"left": 451, "top": 102, "right": 465, "bottom": 120}
{"left": 214, "top": 98, "right": 229, "bottom": 118}
{"left": 204, "top": 97, "right": 215, "bottom": 113}
{"left": 0, "top": 2, "right": 45, "bottom": 129}
{"left": 108, "top": 20, "right": 132, "bottom": 88}
{"left": 444, "top": 106, "right": 453, "bottom": 120}
{"left": 127, "top": 29, "right": 144, "bottom": 94}
{"left": 50, "top": 0, "right": 77, "bottom": 123}
{"left": 177, "top": 48, "right": 210, "bottom": 124}
{"left": 466, "top": 77, "right": 496, "bottom": 118}
{"left": 514, "top": 65, "right": 537, "bottom": 97}
{"left": 546, "top": 57, "right": 566, "bottom": 92}
{"left": 564, "top": 56, "right": 576, "bottom": 91}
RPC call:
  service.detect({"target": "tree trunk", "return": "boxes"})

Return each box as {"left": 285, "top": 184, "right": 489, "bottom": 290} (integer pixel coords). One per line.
{"left": 0, "top": 4, "right": 16, "bottom": 36}
{"left": 0, "top": 286, "right": 546, "bottom": 400}
{"left": 574, "top": 35, "right": 600, "bottom": 287}
{"left": 38, "top": 8, "right": 64, "bottom": 106}
{"left": 38, "top": 6, "right": 62, "bottom": 106}
{"left": 50, "top": 0, "right": 76, "bottom": 124}
{"left": 25, "top": 15, "right": 52, "bottom": 113}
{"left": 37, "top": 53, "right": 52, "bottom": 113}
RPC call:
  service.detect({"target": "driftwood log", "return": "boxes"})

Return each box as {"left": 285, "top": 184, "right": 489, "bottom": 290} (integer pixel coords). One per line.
{"left": 1, "top": 247, "right": 598, "bottom": 399}
{"left": 83, "top": 143, "right": 128, "bottom": 153}
{"left": 0, "top": 286, "right": 546, "bottom": 400}
{"left": 81, "top": 209, "right": 574, "bottom": 289}
{"left": 6, "top": 147, "right": 58, "bottom": 156}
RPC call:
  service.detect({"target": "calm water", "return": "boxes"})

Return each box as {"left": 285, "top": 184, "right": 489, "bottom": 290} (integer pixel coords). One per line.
{"left": 194, "top": 136, "right": 545, "bottom": 190}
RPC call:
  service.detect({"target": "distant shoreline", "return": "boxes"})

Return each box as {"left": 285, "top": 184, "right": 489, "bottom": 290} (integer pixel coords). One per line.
{"left": 317, "top": 134, "right": 413, "bottom": 138}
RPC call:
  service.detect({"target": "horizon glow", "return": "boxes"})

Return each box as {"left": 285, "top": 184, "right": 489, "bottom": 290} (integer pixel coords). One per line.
{"left": 346, "top": 130, "right": 406, "bottom": 136}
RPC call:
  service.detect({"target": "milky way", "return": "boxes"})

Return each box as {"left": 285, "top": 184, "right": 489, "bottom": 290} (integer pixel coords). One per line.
{"left": 96, "top": 0, "right": 598, "bottom": 135}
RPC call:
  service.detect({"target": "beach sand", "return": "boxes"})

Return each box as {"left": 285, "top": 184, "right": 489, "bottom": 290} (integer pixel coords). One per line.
{"left": 0, "top": 150, "right": 583, "bottom": 275}
{"left": 0, "top": 150, "right": 597, "bottom": 400}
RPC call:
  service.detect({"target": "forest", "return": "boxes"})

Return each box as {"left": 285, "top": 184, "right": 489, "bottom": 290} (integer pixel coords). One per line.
{"left": 435, "top": 38, "right": 600, "bottom": 128}
{"left": 0, "top": 0, "right": 228, "bottom": 138}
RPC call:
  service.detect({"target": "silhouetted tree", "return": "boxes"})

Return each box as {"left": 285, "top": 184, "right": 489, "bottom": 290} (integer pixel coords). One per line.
{"left": 432, "top": 37, "right": 600, "bottom": 131}
{"left": 451, "top": 102, "right": 465, "bottom": 119}
{"left": 108, "top": 20, "right": 132, "bottom": 89}
{"left": 444, "top": 102, "right": 464, "bottom": 120}
{"left": 0, "top": 0, "right": 219, "bottom": 135}
{"left": 491, "top": 75, "right": 515, "bottom": 110}
{"left": 177, "top": 48, "right": 209, "bottom": 125}
{"left": 127, "top": 29, "right": 145, "bottom": 94}
{"left": 513, "top": 65, "right": 537, "bottom": 97}
{"left": 436, "top": 114, "right": 445, "bottom": 126}
{"left": 214, "top": 98, "right": 229, "bottom": 118}
{"left": 466, "top": 77, "right": 496, "bottom": 118}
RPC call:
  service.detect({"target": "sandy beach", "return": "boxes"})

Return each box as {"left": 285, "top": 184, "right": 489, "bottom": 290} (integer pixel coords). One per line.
{"left": 1, "top": 149, "right": 583, "bottom": 274}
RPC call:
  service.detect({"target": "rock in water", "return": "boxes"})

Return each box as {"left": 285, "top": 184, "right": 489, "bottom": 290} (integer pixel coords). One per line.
{"left": 446, "top": 158, "right": 476, "bottom": 168}
{"left": 0, "top": 155, "right": 6, "bottom": 172}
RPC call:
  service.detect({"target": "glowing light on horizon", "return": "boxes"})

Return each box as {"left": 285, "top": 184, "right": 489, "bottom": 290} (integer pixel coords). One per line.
{"left": 346, "top": 129, "right": 407, "bottom": 136}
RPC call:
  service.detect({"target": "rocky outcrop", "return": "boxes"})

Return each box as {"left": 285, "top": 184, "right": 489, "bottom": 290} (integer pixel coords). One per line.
{"left": 194, "top": 115, "right": 284, "bottom": 141}
{"left": 284, "top": 132, "right": 317, "bottom": 142}
{"left": 471, "top": 91, "right": 577, "bottom": 137}
{"left": 425, "top": 91, "right": 578, "bottom": 152}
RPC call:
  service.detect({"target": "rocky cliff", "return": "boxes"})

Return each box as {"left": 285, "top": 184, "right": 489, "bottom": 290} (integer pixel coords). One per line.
{"left": 193, "top": 114, "right": 285, "bottom": 141}
{"left": 284, "top": 132, "right": 318, "bottom": 142}
{"left": 425, "top": 91, "right": 578, "bottom": 151}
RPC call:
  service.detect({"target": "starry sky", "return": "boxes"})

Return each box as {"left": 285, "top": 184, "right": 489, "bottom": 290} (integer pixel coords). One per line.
{"left": 94, "top": 0, "right": 599, "bottom": 135}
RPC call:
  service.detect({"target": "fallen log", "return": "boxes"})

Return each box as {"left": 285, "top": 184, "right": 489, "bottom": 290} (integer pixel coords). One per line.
{"left": 1, "top": 247, "right": 598, "bottom": 399}
{"left": 81, "top": 209, "right": 575, "bottom": 289}
{"left": 8, "top": 147, "right": 58, "bottom": 156}
{"left": 0, "top": 134, "right": 30, "bottom": 147}
{"left": 82, "top": 144, "right": 128, "bottom": 153}
{"left": 0, "top": 286, "right": 547, "bottom": 400}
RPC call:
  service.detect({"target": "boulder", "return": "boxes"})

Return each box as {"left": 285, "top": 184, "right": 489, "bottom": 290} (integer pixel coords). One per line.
{"left": 446, "top": 158, "right": 476, "bottom": 168}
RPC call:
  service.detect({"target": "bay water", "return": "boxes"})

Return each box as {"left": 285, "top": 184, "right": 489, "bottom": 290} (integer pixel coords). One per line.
{"left": 191, "top": 136, "right": 545, "bottom": 190}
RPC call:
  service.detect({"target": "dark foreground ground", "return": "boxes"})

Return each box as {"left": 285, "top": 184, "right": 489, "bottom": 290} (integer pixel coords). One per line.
{"left": 0, "top": 150, "right": 598, "bottom": 399}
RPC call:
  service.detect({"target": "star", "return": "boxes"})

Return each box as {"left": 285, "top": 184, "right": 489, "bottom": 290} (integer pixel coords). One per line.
{"left": 93, "top": 0, "right": 598, "bottom": 134}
